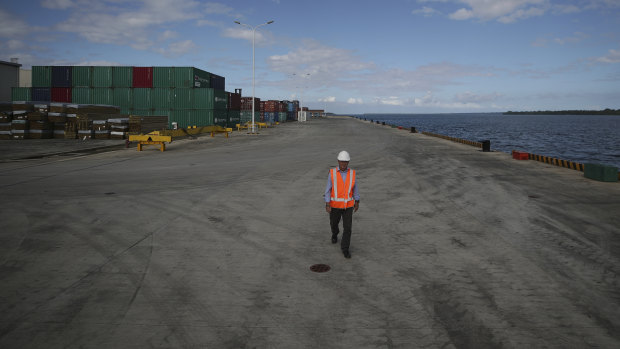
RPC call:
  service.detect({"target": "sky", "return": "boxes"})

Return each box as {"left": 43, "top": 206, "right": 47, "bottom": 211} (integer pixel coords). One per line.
{"left": 1, "top": 0, "right": 619, "bottom": 114}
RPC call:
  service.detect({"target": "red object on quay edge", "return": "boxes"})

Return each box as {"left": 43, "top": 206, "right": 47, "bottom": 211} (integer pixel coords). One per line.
{"left": 512, "top": 151, "right": 529, "bottom": 160}
{"left": 133, "top": 67, "right": 153, "bottom": 88}
{"left": 51, "top": 87, "right": 72, "bottom": 103}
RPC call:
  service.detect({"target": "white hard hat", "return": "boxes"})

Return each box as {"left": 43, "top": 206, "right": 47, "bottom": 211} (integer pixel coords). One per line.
{"left": 337, "top": 150, "right": 350, "bottom": 161}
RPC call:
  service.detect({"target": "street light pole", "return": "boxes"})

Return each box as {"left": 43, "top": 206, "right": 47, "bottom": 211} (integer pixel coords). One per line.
{"left": 234, "top": 20, "right": 274, "bottom": 133}
{"left": 295, "top": 73, "right": 310, "bottom": 122}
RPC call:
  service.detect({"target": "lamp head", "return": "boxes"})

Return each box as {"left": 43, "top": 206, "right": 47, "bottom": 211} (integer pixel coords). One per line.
{"left": 267, "top": 20, "right": 274, "bottom": 24}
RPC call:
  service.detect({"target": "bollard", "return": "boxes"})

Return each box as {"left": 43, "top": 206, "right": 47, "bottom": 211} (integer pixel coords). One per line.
{"left": 376, "top": 121, "right": 379, "bottom": 124}
{"left": 481, "top": 140, "right": 491, "bottom": 152}
{"left": 410, "top": 127, "right": 416, "bottom": 133}
{"left": 382, "top": 122, "right": 385, "bottom": 125}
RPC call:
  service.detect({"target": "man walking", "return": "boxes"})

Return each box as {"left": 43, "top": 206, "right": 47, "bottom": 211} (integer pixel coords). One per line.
{"left": 325, "top": 150, "right": 360, "bottom": 258}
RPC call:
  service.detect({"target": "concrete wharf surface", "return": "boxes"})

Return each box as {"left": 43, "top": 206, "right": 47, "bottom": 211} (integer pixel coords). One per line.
{"left": 1, "top": 116, "right": 619, "bottom": 348}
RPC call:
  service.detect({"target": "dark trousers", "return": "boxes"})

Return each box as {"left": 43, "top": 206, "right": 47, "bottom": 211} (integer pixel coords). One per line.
{"left": 330, "top": 207, "right": 353, "bottom": 251}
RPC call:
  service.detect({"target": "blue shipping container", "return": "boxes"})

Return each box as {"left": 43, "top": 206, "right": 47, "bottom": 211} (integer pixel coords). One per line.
{"left": 52, "top": 66, "right": 72, "bottom": 87}
{"left": 32, "top": 87, "right": 51, "bottom": 102}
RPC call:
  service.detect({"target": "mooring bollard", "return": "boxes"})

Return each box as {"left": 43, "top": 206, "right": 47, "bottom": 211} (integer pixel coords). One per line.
{"left": 382, "top": 122, "right": 385, "bottom": 125}
{"left": 411, "top": 127, "right": 416, "bottom": 133}
{"left": 481, "top": 140, "right": 491, "bottom": 152}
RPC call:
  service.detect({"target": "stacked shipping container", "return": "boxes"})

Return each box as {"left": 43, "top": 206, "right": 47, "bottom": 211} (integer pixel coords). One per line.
{"left": 13, "top": 66, "right": 228, "bottom": 128}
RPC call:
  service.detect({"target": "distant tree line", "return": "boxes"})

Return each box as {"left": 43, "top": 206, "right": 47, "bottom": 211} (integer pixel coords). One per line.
{"left": 504, "top": 109, "right": 620, "bottom": 115}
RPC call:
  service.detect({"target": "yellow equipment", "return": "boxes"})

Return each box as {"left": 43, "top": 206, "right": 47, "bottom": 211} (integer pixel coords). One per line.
{"left": 129, "top": 131, "right": 172, "bottom": 152}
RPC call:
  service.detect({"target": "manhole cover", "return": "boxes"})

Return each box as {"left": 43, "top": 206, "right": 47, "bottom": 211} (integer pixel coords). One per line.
{"left": 310, "top": 264, "right": 331, "bottom": 273}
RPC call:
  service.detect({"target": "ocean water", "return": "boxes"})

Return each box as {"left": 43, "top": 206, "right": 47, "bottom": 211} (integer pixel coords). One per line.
{"left": 357, "top": 113, "right": 620, "bottom": 169}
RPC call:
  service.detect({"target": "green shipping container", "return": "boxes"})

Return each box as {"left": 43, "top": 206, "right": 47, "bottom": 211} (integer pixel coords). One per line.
{"left": 91, "top": 88, "right": 113, "bottom": 105}
{"left": 113, "top": 88, "right": 132, "bottom": 108}
{"left": 152, "top": 109, "right": 171, "bottom": 120}
{"left": 213, "top": 109, "right": 228, "bottom": 127}
{"left": 133, "top": 88, "right": 151, "bottom": 109}
{"left": 240, "top": 111, "right": 260, "bottom": 123}
{"left": 174, "top": 67, "right": 211, "bottom": 88}
{"left": 151, "top": 88, "right": 172, "bottom": 109}
{"left": 92, "top": 66, "right": 113, "bottom": 87}
{"left": 192, "top": 88, "right": 214, "bottom": 109}
{"left": 120, "top": 107, "right": 132, "bottom": 115}
{"left": 153, "top": 67, "right": 174, "bottom": 88}
{"left": 584, "top": 163, "right": 619, "bottom": 182}
{"left": 72, "top": 66, "right": 92, "bottom": 87}
{"left": 32, "top": 66, "right": 52, "bottom": 87}
{"left": 72, "top": 87, "right": 92, "bottom": 104}
{"left": 227, "top": 110, "right": 240, "bottom": 128}
{"left": 113, "top": 66, "right": 133, "bottom": 87}
{"left": 170, "top": 109, "right": 190, "bottom": 128}
{"left": 214, "top": 89, "right": 228, "bottom": 110}
{"left": 133, "top": 109, "right": 152, "bottom": 116}
{"left": 195, "top": 109, "right": 214, "bottom": 126}
{"left": 11, "top": 87, "right": 31, "bottom": 101}
{"left": 173, "top": 88, "right": 192, "bottom": 109}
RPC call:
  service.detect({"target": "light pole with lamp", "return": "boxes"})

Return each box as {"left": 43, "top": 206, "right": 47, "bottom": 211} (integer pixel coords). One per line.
{"left": 234, "top": 20, "right": 274, "bottom": 133}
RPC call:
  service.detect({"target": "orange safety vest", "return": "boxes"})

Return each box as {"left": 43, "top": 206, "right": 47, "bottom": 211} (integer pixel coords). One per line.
{"left": 329, "top": 168, "right": 356, "bottom": 209}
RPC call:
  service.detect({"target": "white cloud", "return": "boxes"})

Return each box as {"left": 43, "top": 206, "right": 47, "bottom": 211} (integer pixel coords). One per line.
{"left": 205, "top": 2, "right": 234, "bottom": 15}
{"left": 155, "top": 39, "right": 198, "bottom": 57}
{"left": 223, "top": 27, "right": 271, "bottom": 44}
{"left": 376, "top": 96, "right": 405, "bottom": 106}
{"left": 319, "top": 96, "right": 336, "bottom": 102}
{"left": 448, "top": 0, "right": 548, "bottom": 23}
{"left": 554, "top": 32, "right": 589, "bottom": 45}
{"left": 41, "top": 0, "right": 75, "bottom": 9}
{"left": 412, "top": 6, "right": 441, "bottom": 17}
{"left": 159, "top": 30, "right": 178, "bottom": 41}
{"left": 0, "top": 9, "right": 39, "bottom": 38}
{"left": 454, "top": 91, "right": 502, "bottom": 103}
{"left": 197, "top": 19, "right": 219, "bottom": 27}
{"left": 596, "top": 49, "right": 620, "bottom": 63}
{"left": 347, "top": 98, "right": 363, "bottom": 104}
{"left": 54, "top": 0, "right": 203, "bottom": 50}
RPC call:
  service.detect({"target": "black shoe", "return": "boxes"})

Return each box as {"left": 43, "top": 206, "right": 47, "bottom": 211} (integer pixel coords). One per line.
{"left": 331, "top": 235, "right": 338, "bottom": 244}
{"left": 343, "top": 250, "right": 351, "bottom": 259}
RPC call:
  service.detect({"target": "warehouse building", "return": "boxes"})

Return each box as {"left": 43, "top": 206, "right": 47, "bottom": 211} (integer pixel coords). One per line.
{"left": 0, "top": 59, "right": 22, "bottom": 102}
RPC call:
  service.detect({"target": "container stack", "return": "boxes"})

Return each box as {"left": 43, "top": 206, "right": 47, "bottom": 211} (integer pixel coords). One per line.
{"left": 240, "top": 97, "right": 260, "bottom": 124}
{"left": 12, "top": 66, "right": 231, "bottom": 129}
{"left": 0, "top": 102, "right": 13, "bottom": 139}
{"left": 227, "top": 92, "right": 241, "bottom": 127}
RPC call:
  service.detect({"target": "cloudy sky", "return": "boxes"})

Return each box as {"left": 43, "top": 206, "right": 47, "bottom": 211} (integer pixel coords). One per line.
{"left": 1, "top": 0, "right": 619, "bottom": 113}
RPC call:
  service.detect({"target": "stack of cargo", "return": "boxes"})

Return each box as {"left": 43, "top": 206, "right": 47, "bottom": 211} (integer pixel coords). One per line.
{"left": 129, "top": 115, "right": 169, "bottom": 134}
{"left": 109, "top": 118, "right": 129, "bottom": 139}
{"left": 227, "top": 92, "right": 241, "bottom": 127}
{"left": 278, "top": 101, "right": 287, "bottom": 123}
{"left": 28, "top": 105, "right": 52, "bottom": 139}
{"left": 263, "top": 100, "right": 279, "bottom": 124}
{"left": 93, "top": 120, "right": 109, "bottom": 139}
{"left": 12, "top": 66, "right": 231, "bottom": 129}
{"left": 0, "top": 102, "right": 12, "bottom": 139}
{"left": 240, "top": 97, "right": 260, "bottom": 124}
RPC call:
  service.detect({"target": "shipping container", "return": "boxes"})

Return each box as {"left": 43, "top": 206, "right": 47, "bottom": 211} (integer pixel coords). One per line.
{"left": 264, "top": 112, "right": 277, "bottom": 123}
{"left": 31, "top": 87, "right": 51, "bottom": 101}
{"left": 151, "top": 88, "right": 172, "bottom": 109}
{"left": 279, "top": 112, "right": 287, "bottom": 123}
{"left": 213, "top": 109, "right": 228, "bottom": 127}
{"left": 132, "top": 109, "right": 152, "bottom": 116}
{"left": 152, "top": 109, "right": 171, "bottom": 120}
{"left": 72, "top": 66, "right": 92, "bottom": 87}
{"left": 132, "top": 88, "right": 151, "bottom": 109}
{"left": 32, "top": 66, "right": 52, "bottom": 87}
{"left": 210, "top": 73, "right": 225, "bottom": 90}
{"left": 120, "top": 107, "right": 131, "bottom": 115}
{"left": 227, "top": 110, "right": 240, "bottom": 127}
{"left": 195, "top": 109, "right": 214, "bottom": 126}
{"left": 112, "top": 66, "right": 133, "bottom": 87}
{"left": 240, "top": 97, "right": 260, "bottom": 111}
{"left": 170, "top": 109, "right": 213, "bottom": 128}
{"left": 174, "top": 67, "right": 211, "bottom": 88}
{"left": 91, "top": 88, "right": 113, "bottom": 105}
{"left": 239, "top": 111, "right": 260, "bottom": 123}
{"left": 92, "top": 66, "right": 113, "bottom": 87}
{"left": 192, "top": 88, "right": 214, "bottom": 109}
{"left": 72, "top": 87, "right": 91, "bottom": 104}
{"left": 173, "top": 88, "right": 192, "bottom": 109}
{"left": 227, "top": 92, "right": 241, "bottom": 110}
{"left": 133, "top": 67, "right": 153, "bottom": 88}
{"left": 153, "top": 67, "right": 174, "bottom": 88}
{"left": 11, "top": 87, "right": 31, "bottom": 101}
{"left": 214, "top": 89, "right": 228, "bottom": 110}
{"left": 52, "top": 66, "right": 72, "bottom": 87}
{"left": 113, "top": 88, "right": 132, "bottom": 108}
{"left": 51, "top": 87, "right": 72, "bottom": 103}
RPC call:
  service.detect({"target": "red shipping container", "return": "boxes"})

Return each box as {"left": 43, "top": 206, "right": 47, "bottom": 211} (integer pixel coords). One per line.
{"left": 51, "top": 87, "right": 72, "bottom": 103}
{"left": 240, "top": 97, "right": 260, "bottom": 111}
{"left": 133, "top": 67, "right": 153, "bottom": 88}
{"left": 227, "top": 92, "right": 241, "bottom": 110}
{"left": 512, "top": 151, "right": 529, "bottom": 160}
